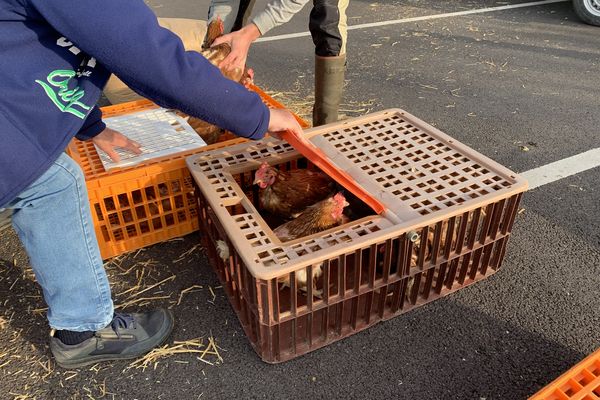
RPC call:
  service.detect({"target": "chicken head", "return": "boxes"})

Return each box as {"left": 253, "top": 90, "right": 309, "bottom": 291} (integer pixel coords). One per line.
{"left": 253, "top": 162, "right": 277, "bottom": 189}
{"left": 330, "top": 192, "right": 349, "bottom": 220}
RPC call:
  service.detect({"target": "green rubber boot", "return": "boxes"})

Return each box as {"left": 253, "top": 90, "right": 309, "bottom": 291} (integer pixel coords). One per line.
{"left": 313, "top": 55, "right": 346, "bottom": 127}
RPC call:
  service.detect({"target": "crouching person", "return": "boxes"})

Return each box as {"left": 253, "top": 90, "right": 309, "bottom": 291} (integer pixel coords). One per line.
{"left": 0, "top": 0, "right": 302, "bottom": 368}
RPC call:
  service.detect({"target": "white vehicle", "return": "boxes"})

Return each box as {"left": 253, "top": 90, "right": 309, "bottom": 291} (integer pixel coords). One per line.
{"left": 573, "top": 0, "right": 600, "bottom": 25}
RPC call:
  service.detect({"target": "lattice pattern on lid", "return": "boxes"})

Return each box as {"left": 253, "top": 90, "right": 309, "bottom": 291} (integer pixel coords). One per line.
{"left": 97, "top": 108, "right": 207, "bottom": 171}
{"left": 187, "top": 109, "right": 527, "bottom": 277}
{"left": 314, "top": 113, "right": 515, "bottom": 218}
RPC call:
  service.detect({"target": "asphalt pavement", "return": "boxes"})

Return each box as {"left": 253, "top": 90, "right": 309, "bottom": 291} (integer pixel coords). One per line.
{"left": 0, "top": 0, "right": 598, "bottom": 398}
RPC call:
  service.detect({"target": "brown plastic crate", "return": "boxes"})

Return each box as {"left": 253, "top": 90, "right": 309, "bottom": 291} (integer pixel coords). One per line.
{"left": 66, "top": 85, "right": 309, "bottom": 259}
{"left": 186, "top": 109, "right": 528, "bottom": 363}
{"left": 530, "top": 348, "right": 600, "bottom": 400}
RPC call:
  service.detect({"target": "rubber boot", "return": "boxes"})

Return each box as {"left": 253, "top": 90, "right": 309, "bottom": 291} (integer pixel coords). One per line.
{"left": 313, "top": 54, "right": 346, "bottom": 127}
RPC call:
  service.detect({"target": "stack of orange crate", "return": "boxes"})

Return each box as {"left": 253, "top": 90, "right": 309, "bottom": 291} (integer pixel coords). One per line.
{"left": 530, "top": 348, "right": 600, "bottom": 400}
{"left": 66, "top": 85, "right": 308, "bottom": 259}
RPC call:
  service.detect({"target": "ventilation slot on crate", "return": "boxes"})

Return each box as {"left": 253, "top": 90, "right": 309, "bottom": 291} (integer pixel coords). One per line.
{"left": 187, "top": 108, "right": 527, "bottom": 362}
{"left": 530, "top": 348, "right": 600, "bottom": 400}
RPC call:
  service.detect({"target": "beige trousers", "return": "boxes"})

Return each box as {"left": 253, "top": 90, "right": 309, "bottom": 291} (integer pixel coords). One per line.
{"left": 103, "top": 18, "right": 207, "bottom": 105}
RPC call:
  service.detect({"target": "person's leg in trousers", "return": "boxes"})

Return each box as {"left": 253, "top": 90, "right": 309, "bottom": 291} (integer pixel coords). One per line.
{"left": 231, "top": 0, "right": 256, "bottom": 31}
{"left": 7, "top": 152, "right": 173, "bottom": 368}
{"left": 207, "top": 0, "right": 255, "bottom": 33}
{"left": 309, "top": 0, "right": 349, "bottom": 126}
{"left": 9, "top": 153, "right": 114, "bottom": 331}
{"left": 208, "top": 0, "right": 242, "bottom": 33}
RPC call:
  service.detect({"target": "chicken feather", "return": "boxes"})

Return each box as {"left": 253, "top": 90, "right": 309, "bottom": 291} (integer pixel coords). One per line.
{"left": 275, "top": 193, "right": 349, "bottom": 297}
{"left": 254, "top": 162, "right": 337, "bottom": 219}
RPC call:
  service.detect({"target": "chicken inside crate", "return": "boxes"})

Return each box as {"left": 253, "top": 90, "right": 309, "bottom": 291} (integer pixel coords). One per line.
{"left": 186, "top": 109, "right": 528, "bottom": 362}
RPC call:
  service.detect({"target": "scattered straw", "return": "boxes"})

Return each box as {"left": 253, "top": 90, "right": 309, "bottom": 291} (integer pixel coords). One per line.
{"left": 97, "top": 378, "right": 115, "bottom": 398}
{"left": 126, "top": 337, "right": 222, "bottom": 371}
{"left": 122, "top": 275, "right": 175, "bottom": 300}
{"left": 116, "top": 295, "right": 171, "bottom": 310}
{"left": 114, "top": 271, "right": 176, "bottom": 309}
{"left": 64, "top": 371, "right": 78, "bottom": 381}
{"left": 265, "top": 86, "right": 376, "bottom": 122}
{"left": 176, "top": 285, "right": 204, "bottom": 306}
{"left": 116, "top": 263, "right": 138, "bottom": 276}
{"left": 197, "top": 337, "right": 223, "bottom": 366}
{"left": 39, "top": 359, "right": 54, "bottom": 380}
{"left": 267, "top": 89, "right": 313, "bottom": 122}
{"left": 133, "top": 248, "right": 145, "bottom": 259}
{"left": 29, "top": 307, "right": 48, "bottom": 316}
{"left": 173, "top": 244, "right": 201, "bottom": 263}
{"left": 117, "top": 269, "right": 146, "bottom": 297}
{"left": 8, "top": 277, "right": 19, "bottom": 291}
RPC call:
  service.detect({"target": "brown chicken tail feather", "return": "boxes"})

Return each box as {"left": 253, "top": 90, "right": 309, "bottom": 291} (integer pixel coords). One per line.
{"left": 203, "top": 17, "right": 224, "bottom": 49}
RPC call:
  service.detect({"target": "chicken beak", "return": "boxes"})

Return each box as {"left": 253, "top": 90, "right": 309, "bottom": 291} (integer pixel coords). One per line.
{"left": 254, "top": 178, "right": 268, "bottom": 189}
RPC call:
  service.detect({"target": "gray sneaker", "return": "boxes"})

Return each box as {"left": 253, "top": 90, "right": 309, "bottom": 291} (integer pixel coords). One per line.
{"left": 50, "top": 309, "right": 174, "bottom": 369}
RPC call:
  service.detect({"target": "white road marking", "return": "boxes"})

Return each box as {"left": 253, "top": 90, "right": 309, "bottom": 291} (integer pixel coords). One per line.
{"left": 256, "top": 0, "right": 568, "bottom": 43}
{"left": 520, "top": 148, "right": 600, "bottom": 190}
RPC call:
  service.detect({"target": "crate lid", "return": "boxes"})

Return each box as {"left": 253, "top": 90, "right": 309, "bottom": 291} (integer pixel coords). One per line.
{"left": 186, "top": 109, "right": 528, "bottom": 279}
{"left": 97, "top": 108, "right": 207, "bottom": 171}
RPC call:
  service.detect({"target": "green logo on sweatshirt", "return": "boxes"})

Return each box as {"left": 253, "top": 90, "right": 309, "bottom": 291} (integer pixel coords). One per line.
{"left": 35, "top": 69, "right": 92, "bottom": 119}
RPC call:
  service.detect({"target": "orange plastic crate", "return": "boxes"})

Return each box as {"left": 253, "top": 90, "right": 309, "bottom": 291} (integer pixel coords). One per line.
{"left": 66, "top": 85, "right": 308, "bottom": 259}
{"left": 530, "top": 348, "right": 600, "bottom": 400}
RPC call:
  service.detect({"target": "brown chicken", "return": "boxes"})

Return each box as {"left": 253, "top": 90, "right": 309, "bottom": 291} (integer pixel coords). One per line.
{"left": 254, "top": 162, "right": 338, "bottom": 219}
{"left": 275, "top": 192, "right": 350, "bottom": 297}
{"left": 202, "top": 16, "right": 224, "bottom": 50}
{"left": 180, "top": 17, "right": 254, "bottom": 144}
{"left": 200, "top": 16, "right": 254, "bottom": 85}
{"left": 273, "top": 192, "right": 349, "bottom": 242}
{"left": 180, "top": 115, "right": 225, "bottom": 145}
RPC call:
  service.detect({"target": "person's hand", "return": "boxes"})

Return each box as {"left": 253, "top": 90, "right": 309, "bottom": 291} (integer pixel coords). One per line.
{"left": 267, "top": 109, "right": 303, "bottom": 140}
{"left": 211, "top": 23, "right": 261, "bottom": 72}
{"left": 92, "top": 127, "right": 142, "bottom": 162}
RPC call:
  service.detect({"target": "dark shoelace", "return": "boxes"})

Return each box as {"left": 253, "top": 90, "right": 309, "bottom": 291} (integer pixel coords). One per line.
{"left": 110, "top": 313, "right": 136, "bottom": 337}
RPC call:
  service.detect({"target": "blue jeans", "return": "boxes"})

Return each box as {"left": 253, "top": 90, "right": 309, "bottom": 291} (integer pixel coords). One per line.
{"left": 6, "top": 153, "right": 113, "bottom": 331}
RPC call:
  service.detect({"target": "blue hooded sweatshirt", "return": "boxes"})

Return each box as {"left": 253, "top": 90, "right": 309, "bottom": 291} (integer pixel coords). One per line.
{"left": 0, "top": 0, "right": 270, "bottom": 208}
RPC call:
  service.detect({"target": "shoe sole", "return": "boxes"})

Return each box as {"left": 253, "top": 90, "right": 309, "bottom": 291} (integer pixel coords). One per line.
{"left": 54, "top": 310, "right": 175, "bottom": 369}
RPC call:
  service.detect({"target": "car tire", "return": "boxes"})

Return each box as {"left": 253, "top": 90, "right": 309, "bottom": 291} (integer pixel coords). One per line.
{"left": 573, "top": 0, "right": 600, "bottom": 26}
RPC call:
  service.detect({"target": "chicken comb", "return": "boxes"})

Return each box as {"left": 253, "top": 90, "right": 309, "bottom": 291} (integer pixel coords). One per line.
{"left": 280, "top": 129, "right": 402, "bottom": 224}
